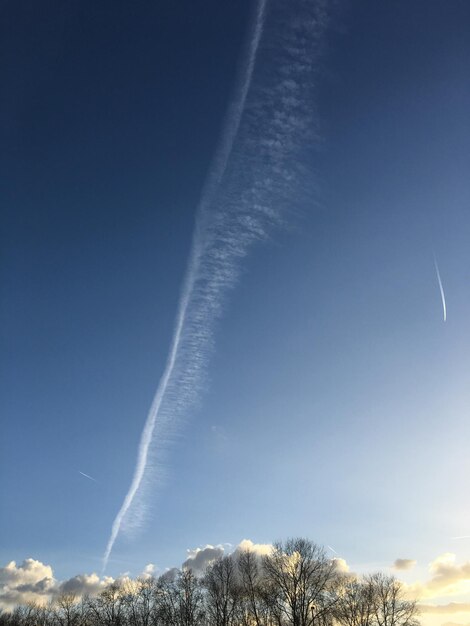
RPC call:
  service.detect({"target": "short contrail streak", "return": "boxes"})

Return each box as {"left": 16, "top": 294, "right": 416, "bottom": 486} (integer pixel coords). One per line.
{"left": 79, "top": 471, "right": 98, "bottom": 483}
{"left": 433, "top": 255, "right": 447, "bottom": 322}
{"left": 452, "top": 535, "right": 470, "bottom": 539}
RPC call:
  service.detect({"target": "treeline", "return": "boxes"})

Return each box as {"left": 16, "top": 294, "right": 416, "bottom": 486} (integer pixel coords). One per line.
{"left": 0, "top": 538, "right": 420, "bottom": 626}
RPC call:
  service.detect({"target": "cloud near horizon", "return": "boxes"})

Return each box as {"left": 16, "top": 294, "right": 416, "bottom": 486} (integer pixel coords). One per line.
{"left": 0, "top": 559, "right": 56, "bottom": 609}
{"left": 418, "top": 606, "right": 470, "bottom": 626}
{"left": 0, "top": 539, "right": 275, "bottom": 609}
{"left": 182, "top": 545, "right": 225, "bottom": 575}
{"left": 0, "top": 559, "right": 128, "bottom": 610}
{"left": 182, "top": 539, "right": 273, "bottom": 576}
{"left": 3, "top": 546, "right": 470, "bottom": 619}
{"left": 408, "top": 553, "right": 470, "bottom": 601}
{"left": 332, "top": 558, "right": 350, "bottom": 574}
{"left": 0, "top": 541, "right": 261, "bottom": 609}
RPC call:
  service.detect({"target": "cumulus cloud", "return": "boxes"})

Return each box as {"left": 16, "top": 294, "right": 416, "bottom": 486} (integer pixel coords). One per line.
{"left": 142, "top": 563, "right": 155, "bottom": 578}
{"left": 394, "top": 559, "right": 417, "bottom": 571}
{"left": 58, "top": 573, "right": 112, "bottom": 597}
{"left": 182, "top": 545, "right": 225, "bottom": 575}
{"left": 180, "top": 540, "right": 354, "bottom": 582}
{"left": 1, "top": 539, "right": 276, "bottom": 608}
{"left": 234, "top": 539, "right": 272, "bottom": 557}
{"left": 7, "top": 545, "right": 469, "bottom": 615}
{"left": 332, "top": 558, "right": 350, "bottom": 574}
{"left": 182, "top": 539, "right": 274, "bottom": 576}
{"left": 0, "top": 559, "right": 122, "bottom": 611}
{"left": 402, "top": 553, "right": 470, "bottom": 609}
{"left": 0, "top": 559, "right": 56, "bottom": 609}
{"left": 428, "top": 554, "right": 470, "bottom": 592}
{"left": 0, "top": 559, "right": 54, "bottom": 588}
{"left": 160, "top": 568, "right": 179, "bottom": 582}
{"left": 414, "top": 554, "right": 470, "bottom": 599}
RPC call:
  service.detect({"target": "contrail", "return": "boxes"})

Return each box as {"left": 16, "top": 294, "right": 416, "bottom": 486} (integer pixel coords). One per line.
{"left": 433, "top": 254, "right": 447, "bottom": 321}
{"left": 327, "top": 545, "right": 338, "bottom": 555}
{"left": 103, "top": 0, "right": 268, "bottom": 571}
{"left": 79, "top": 471, "right": 98, "bottom": 483}
{"left": 452, "top": 535, "right": 470, "bottom": 539}
{"left": 103, "top": 0, "right": 330, "bottom": 570}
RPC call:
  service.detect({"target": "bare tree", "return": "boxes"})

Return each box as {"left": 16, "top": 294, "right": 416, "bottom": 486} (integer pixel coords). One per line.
{"left": 0, "top": 538, "right": 421, "bottom": 626}
{"left": 53, "top": 594, "right": 84, "bottom": 626}
{"left": 121, "top": 577, "right": 157, "bottom": 626}
{"left": 237, "top": 549, "right": 271, "bottom": 626}
{"left": 367, "top": 574, "right": 419, "bottom": 626}
{"left": 155, "top": 573, "right": 180, "bottom": 626}
{"left": 262, "top": 539, "right": 340, "bottom": 626}
{"left": 86, "top": 582, "right": 126, "bottom": 626}
{"left": 11, "top": 602, "right": 51, "bottom": 626}
{"left": 175, "top": 570, "right": 205, "bottom": 626}
{"left": 0, "top": 610, "right": 9, "bottom": 626}
{"left": 334, "top": 578, "right": 375, "bottom": 626}
{"left": 203, "top": 556, "right": 241, "bottom": 626}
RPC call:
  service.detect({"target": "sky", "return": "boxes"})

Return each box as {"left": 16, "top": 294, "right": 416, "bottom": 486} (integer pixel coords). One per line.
{"left": 1, "top": 1, "right": 470, "bottom": 623}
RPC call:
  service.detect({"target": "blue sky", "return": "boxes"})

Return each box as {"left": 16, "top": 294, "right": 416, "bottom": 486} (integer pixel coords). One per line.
{"left": 2, "top": 1, "right": 470, "bottom": 620}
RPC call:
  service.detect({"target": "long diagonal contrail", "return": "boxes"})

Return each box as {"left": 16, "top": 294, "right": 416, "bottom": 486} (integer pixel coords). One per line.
{"left": 103, "top": 0, "right": 330, "bottom": 570}
{"left": 103, "top": 0, "right": 268, "bottom": 571}
{"left": 433, "top": 254, "right": 447, "bottom": 322}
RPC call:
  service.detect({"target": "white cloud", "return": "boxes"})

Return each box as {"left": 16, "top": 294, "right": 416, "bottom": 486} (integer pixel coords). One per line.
{"left": 182, "top": 539, "right": 273, "bottom": 576}
{"left": 234, "top": 539, "right": 272, "bottom": 557}
{"left": 407, "top": 553, "right": 470, "bottom": 600}
{"left": 429, "top": 553, "right": 470, "bottom": 588}
{"left": 0, "top": 559, "right": 119, "bottom": 611}
{"left": 332, "top": 558, "right": 350, "bottom": 574}
{"left": 0, "top": 559, "right": 56, "bottom": 609}
{"left": 0, "top": 559, "right": 54, "bottom": 588}
{"left": 142, "top": 563, "right": 155, "bottom": 577}
{"left": 59, "top": 573, "right": 112, "bottom": 597}
{"left": 160, "top": 568, "right": 179, "bottom": 582}
{"left": 6, "top": 545, "right": 468, "bottom": 616}
{"left": 182, "top": 545, "right": 225, "bottom": 575}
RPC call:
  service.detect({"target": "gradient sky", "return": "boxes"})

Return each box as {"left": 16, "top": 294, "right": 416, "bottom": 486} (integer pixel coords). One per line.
{"left": 2, "top": 1, "right": 470, "bottom": 621}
